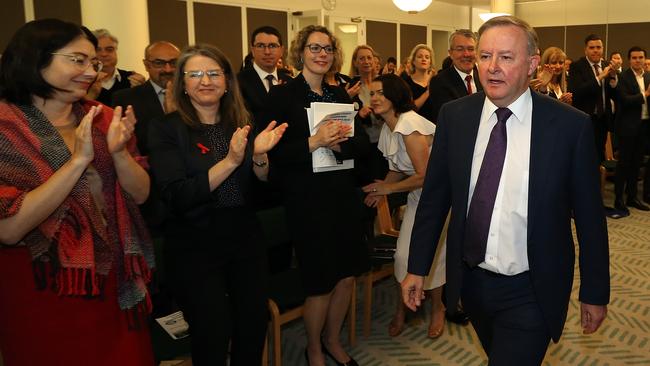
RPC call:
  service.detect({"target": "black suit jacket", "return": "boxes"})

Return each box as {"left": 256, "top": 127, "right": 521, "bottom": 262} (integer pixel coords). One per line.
{"left": 408, "top": 91, "right": 610, "bottom": 342}
{"left": 613, "top": 68, "right": 650, "bottom": 137}
{"left": 424, "top": 66, "right": 483, "bottom": 123}
{"left": 112, "top": 80, "right": 165, "bottom": 156}
{"left": 568, "top": 57, "right": 613, "bottom": 116}
{"left": 238, "top": 66, "right": 292, "bottom": 126}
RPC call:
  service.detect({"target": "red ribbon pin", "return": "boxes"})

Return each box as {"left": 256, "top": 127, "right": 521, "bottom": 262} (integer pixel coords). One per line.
{"left": 196, "top": 143, "right": 210, "bottom": 154}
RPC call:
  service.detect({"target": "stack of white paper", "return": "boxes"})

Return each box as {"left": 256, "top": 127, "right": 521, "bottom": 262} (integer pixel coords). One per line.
{"left": 306, "top": 102, "right": 358, "bottom": 173}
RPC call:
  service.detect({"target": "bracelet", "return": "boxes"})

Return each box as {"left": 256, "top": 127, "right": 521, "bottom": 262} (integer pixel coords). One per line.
{"left": 253, "top": 159, "right": 268, "bottom": 167}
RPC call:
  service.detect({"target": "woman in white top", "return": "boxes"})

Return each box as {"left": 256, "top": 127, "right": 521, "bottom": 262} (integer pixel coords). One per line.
{"left": 531, "top": 46, "right": 573, "bottom": 105}
{"left": 362, "top": 74, "right": 446, "bottom": 338}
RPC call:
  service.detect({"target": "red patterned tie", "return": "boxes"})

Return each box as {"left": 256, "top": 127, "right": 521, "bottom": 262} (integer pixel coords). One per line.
{"left": 465, "top": 74, "right": 473, "bottom": 95}
{"left": 463, "top": 107, "right": 512, "bottom": 267}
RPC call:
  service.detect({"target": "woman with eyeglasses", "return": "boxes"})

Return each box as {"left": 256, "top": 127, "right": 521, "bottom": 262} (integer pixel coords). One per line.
{"left": 261, "top": 25, "right": 370, "bottom": 366}
{"left": 147, "top": 44, "right": 287, "bottom": 365}
{"left": 0, "top": 19, "right": 155, "bottom": 365}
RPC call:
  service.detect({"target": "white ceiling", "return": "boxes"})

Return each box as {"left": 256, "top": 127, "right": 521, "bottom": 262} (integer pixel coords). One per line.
{"left": 435, "top": 0, "right": 555, "bottom": 6}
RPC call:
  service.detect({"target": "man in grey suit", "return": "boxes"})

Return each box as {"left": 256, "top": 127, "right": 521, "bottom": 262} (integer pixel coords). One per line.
{"left": 402, "top": 16, "right": 609, "bottom": 365}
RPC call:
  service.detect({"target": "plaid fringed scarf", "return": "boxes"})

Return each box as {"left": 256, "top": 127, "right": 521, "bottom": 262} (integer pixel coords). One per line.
{"left": 0, "top": 100, "right": 155, "bottom": 313}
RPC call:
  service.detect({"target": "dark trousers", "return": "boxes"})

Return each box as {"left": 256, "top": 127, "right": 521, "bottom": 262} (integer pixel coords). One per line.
{"left": 615, "top": 131, "right": 646, "bottom": 200}
{"left": 461, "top": 266, "right": 550, "bottom": 366}
{"left": 169, "top": 244, "right": 269, "bottom": 366}
{"left": 644, "top": 122, "right": 650, "bottom": 198}
{"left": 591, "top": 113, "right": 608, "bottom": 163}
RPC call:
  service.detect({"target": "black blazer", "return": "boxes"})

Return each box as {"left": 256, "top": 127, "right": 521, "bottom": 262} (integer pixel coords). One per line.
{"left": 238, "top": 66, "right": 292, "bottom": 126}
{"left": 148, "top": 112, "right": 256, "bottom": 232}
{"left": 112, "top": 80, "right": 165, "bottom": 155}
{"left": 408, "top": 91, "right": 610, "bottom": 342}
{"left": 613, "top": 68, "right": 650, "bottom": 137}
{"left": 424, "top": 66, "right": 482, "bottom": 123}
{"left": 567, "top": 57, "right": 613, "bottom": 116}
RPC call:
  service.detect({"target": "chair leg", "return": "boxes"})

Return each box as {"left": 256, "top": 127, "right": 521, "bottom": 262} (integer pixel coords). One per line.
{"left": 262, "top": 332, "right": 269, "bottom": 366}
{"left": 348, "top": 277, "right": 357, "bottom": 347}
{"left": 363, "top": 273, "right": 373, "bottom": 338}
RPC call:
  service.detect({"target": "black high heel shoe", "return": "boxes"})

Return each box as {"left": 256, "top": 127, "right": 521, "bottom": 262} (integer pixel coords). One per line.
{"left": 321, "top": 340, "right": 359, "bottom": 366}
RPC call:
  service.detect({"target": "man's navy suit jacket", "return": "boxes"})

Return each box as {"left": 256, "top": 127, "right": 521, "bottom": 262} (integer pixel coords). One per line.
{"left": 408, "top": 90, "right": 610, "bottom": 342}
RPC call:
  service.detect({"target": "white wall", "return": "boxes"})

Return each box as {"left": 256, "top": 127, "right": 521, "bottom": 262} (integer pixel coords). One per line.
{"left": 516, "top": 0, "right": 650, "bottom": 27}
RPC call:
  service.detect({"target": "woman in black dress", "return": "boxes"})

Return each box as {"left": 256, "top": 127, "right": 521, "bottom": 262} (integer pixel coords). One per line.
{"left": 147, "top": 44, "right": 287, "bottom": 366}
{"left": 403, "top": 44, "right": 435, "bottom": 115}
{"left": 263, "top": 25, "right": 370, "bottom": 366}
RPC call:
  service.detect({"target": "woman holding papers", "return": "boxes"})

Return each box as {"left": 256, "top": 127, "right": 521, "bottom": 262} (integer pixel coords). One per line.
{"left": 263, "top": 25, "right": 370, "bottom": 366}
{"left": 147, "top": 44, "right": 287, "bottom": 365}
{"left": 362, "top": 74, "right": 446, "bottom": 339}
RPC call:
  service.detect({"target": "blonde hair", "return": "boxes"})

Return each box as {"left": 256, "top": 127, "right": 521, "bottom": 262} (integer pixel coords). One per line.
{"left": 348, "top": 44, "right": 377, "bottom": 77}
{"left": 408, "top": 44, "right": 434, "bottom": 74}
{"left": 541, "top": 46, "right": 568, "bottom": 93}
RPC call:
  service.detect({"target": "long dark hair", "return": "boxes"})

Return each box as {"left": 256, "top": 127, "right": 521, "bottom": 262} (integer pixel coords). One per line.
{"left": 0, "top": 18, "right": 97, "bottom": 105}
{"left": 172, "top": 44, "right": 250, "bottom": 131}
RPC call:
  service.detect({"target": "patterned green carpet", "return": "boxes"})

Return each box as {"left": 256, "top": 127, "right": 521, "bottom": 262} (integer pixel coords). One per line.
{"left": 279, "top": 181, "right": 650, "bottom": 365}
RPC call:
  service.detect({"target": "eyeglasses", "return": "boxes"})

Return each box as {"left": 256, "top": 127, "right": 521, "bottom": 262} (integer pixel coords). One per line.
{"left": 147, "top": 58, "right": 177, "bottom": 68}
{"left": 305, "top": 43, "right": 336, "bottom": 54}
{"left": 184, "top": 69, "right": 225, "bottom": 79}
{"left": 51, "top": 53, "right": 103, "bottom": 72}
{"left": 253, "top": 43, "right": 281, "bottom": 50}
{"left": 450, "top": 46, "right": 476, "bottom": 53}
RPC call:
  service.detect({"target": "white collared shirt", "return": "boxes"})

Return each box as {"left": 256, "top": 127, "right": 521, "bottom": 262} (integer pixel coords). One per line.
{"left": 101, "top": 68, "right": 121, "bottom": 90}
{"left": 468, "top": 89, "right": 532, "bottom": 275}
{"left": 454, "top": 66, "right": 477, "bottom": 94}
{"left": 253, "top": 62, "right": 278, "bottom": 92}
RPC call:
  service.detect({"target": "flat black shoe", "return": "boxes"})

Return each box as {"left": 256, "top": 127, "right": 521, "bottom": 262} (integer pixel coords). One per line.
{"left": 644, "top": 196, "right": 650, "bottom": 204}
{"left": 321, "top": 341, "right": 358, "bottom": 366}
{"left": 627, "top": 199, "right": 650, "bottom": 211}
{"left": 445, "top": 310, "right": 470, "bottom": 325}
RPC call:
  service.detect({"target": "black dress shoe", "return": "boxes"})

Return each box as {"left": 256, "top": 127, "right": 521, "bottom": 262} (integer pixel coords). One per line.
{"left": 445, "top": 310, "right": 470, "bottom": 325}
{"left": 644, "top": 196, "right": 650, "bottom": 205}
{"left": 321, "top": 341, "right": 359, "bottom": 366}
{"left": 627, "top": 198, "right": 650, "bottom": 211}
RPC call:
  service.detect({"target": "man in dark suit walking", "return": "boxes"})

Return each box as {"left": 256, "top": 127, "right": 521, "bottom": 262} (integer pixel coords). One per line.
{"left": 424, "top": 29, "right": 482, "bottom": 123}
{"left": 112, "top": 41, "right": 180, "bottom": 155}
{"left": 568, "top": 34, "right": 618, "bottom": 163}
{"left": 612, "top": 46, "right": 650, "bottom": 212}
{"left": 238, "top": 26, "right": 292, "bottom": 125}
{"left": 402, "top": 16, "right": 609, "bottom": 365}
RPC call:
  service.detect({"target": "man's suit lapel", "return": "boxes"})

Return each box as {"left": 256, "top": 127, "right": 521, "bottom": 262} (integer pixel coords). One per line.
{"left": 527, "top": 92, "right": 560, "bottom": 243}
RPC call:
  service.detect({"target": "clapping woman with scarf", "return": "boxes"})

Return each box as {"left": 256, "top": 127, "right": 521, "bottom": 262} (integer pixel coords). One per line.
{"left": 0, "top": 19, "right": 155, "bottom": 365}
